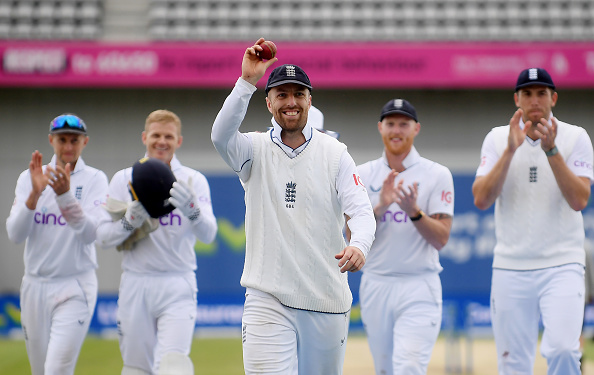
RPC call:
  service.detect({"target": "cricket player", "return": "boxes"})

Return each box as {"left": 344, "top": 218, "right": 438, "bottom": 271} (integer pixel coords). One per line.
{"left": 211, "top": 39, "right": 376, "bottom": 374}
{"left": 6, "top": 114, "right": 108, "bottom": 375}
{"left": 473, "top": 68, "right": 593, "bottom": 374}
{"left": 96, "top": 110, "right": 217, "bottom": 375}
{"left": 353, "top": 99, "right": 454, "bottom": 374}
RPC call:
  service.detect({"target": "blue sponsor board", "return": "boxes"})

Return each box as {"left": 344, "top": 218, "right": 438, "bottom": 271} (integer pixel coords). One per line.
{"left": 2, "top": 173, "right": 594, "bottom": 336}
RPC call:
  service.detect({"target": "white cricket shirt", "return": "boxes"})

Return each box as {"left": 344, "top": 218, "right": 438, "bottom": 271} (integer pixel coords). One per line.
{"left": 358, "top": 148, "right": 454, "bottom": 276}
{"left": 96, "top": 155, "right": 217, "bottom": 274}
{"left": 6, "top": 156, "right": 108, "bottom": 279}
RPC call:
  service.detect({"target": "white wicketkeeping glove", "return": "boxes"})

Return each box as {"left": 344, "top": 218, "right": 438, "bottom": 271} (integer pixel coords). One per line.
{"left": 121, "top": 200, "right": 149, "bottom": 231}
{"left": 169, "top": 179, "right": 200, "bottom": 221}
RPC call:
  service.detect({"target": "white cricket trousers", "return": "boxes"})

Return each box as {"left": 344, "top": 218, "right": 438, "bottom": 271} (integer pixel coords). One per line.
{"left": 242, "top": 288, "right": 350, "bottom": 375}
{"left": 20, "top": 270, "right": 97, "bottom": 375}
{"left": 117, "top": 272, "right": 197, "bottom": 374}
{"left": 360, "top": 272, "right": 442, "bottom": 375}
{"left": 491, "top": 264, "right": 584, "bottom": 375}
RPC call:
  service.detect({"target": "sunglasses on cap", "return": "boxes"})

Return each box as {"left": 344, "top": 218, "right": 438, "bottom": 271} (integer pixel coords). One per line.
{"left": 49, "top": 114, "right": 87, "bottom": 134}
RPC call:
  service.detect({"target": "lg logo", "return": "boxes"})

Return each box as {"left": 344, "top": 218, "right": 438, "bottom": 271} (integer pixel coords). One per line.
{"left": 441, "top": 191, "right": 452, "bottom": 204}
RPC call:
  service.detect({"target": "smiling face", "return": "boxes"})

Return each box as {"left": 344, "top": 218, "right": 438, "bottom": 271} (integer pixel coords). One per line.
{"left": 378, "top": 114, "right": 420, "bottom": 157}
{"left": 514, "top": 85, "right": 558, "bottom": 126}
{"left": 142, "top": 121, "right": 182, "bottom": 166}
{"left": 266, "top": 83, "right": 312, "bottom": 133}
{"left": 49, "top": 133, "right": 88, "bottom": 168}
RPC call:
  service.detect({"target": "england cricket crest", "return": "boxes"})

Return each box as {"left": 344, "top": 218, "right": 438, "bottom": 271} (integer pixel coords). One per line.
{"left": 285, "top": 181, "right": 296, "bottom": 208}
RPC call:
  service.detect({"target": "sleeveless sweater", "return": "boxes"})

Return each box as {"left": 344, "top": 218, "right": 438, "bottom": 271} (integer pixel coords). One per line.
{"left": 241, "top": 129, "right": 351, "bottom": 313}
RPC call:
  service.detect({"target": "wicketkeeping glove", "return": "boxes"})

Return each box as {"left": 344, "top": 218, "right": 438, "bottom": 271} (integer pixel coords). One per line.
{"left": 169, "top": 179, "right": 200, "bottom": 221}
{"left": 122, "top": 200, "right": 150, "bottom": 231}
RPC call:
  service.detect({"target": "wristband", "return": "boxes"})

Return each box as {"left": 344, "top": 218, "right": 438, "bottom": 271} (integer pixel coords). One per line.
{"left": 410, "top": 210, "right": 424, "bottom": 222}
{"left": 545, "top": 146, "right": 558, "bottom": 157}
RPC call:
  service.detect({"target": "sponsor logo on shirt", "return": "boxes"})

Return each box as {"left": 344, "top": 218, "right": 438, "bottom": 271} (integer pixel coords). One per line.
{"left": 575, "top": 160, "right": 593, "bottom": 170}
{"left": 379, "top": 210, "right": 412, "bottom": 223}
{"left": 441, "top": 191, "right": 453, "bottom": 204}
{"left": 34, "top": 207, "right": 66, "bottom": 226}
{"left": 159, "top": 211, "right": 182, "bottom": 226}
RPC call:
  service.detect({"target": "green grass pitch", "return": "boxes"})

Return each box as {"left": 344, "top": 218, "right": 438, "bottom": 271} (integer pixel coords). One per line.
{"left": 0, "top": 336, "right": 245, "bottom": 374}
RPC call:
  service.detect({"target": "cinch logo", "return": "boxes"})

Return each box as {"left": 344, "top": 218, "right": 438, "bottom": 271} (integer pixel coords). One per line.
{"left": 380, "top": 210, "right": 410, "bottom": 223}
{"left": 574, "top": 160, "right": 593, "bottom": 170}
{"left": 441, "top": 191, "right": 452, "bottom": 204}
{"left": 34, "top": 208, "right": 66, "bottom": 226}
{"left": 159, "top": 212, "right": 182, "bottom": 226}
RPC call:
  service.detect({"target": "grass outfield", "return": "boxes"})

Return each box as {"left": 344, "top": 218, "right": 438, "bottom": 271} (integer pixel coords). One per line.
{"left": 2, "top": 335, "right": 594, "bottom": 374}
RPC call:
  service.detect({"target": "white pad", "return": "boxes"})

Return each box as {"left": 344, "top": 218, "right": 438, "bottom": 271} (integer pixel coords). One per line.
{"left": 158, "top": 352, "right": 194, "bottom": 375}
{"left": 121, "top": 365, "right": 150, "bottom": 375}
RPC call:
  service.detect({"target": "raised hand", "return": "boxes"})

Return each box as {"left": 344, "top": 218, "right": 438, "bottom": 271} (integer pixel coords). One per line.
{"left": 508, "top": 108, "right": 530, "bottom": 153}
{"left": 394, "top": 180, "right": 420, "bottom": 217}
{"left": 29, "top": 151, "right": 49, "bottom": 196}
{"left": 46, "top": 163, "right": 71, "bottom": 196}
{"left": 536, "top": 116, "right": 558, "bottom": 152}
{"left": 241, "top": 38, "right": 278, "bottom": 86}
{"left": 377, "top": 169, "right": 399, "bottom": 210}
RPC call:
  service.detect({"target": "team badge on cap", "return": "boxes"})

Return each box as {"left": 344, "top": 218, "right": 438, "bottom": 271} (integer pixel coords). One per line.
{"left": 515, "top": 67, "right": 556, "bottom": 91}
{"left": 265, "top": 64, "right": 312, "bottom": 93}
{"left": 380, "top": 98, "right": 418, "bottom": 122}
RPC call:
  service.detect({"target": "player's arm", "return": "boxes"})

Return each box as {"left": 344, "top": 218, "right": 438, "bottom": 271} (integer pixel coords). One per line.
{"left": 473, "top": 109, "right": 528, "bottom": 210}
{"left": 536, "top": 117, "right": 592, "bottom": 211}
{"left": 211, "top": 39, "right": 277, "bottom": 183}
{"left": 6, "top": 151, "right": 49, "bottom": 243}
{"left": 336, "top": 151, "right": 376, "bottom": 273}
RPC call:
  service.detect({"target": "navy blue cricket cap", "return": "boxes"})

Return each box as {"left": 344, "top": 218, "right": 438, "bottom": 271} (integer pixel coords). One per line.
{"left": 380, "top": 99, "right": 418, "bottom": 122}
{"left": 265, "top": 64, "right": 313, "bottom": 94}
{"left": 129, "top": 157, "right": 177, "bottom": 218}
{"left": 515, "top": 68, "right": 556, "bottom": 91}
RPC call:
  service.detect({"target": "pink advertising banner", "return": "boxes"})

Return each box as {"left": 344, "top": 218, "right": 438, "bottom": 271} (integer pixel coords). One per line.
{"left": 1, "top": 41, "right": 594, "bottom": 89}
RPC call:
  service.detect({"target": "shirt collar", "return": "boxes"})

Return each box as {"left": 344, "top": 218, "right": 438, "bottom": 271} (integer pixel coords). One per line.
{"left": 381, "top": 146, "right": 421, "bottom": 170}
{"left": 49, "top": 155, "right": 86, "bottom": 174}
{"left": 270, "top": 117, "right": 313, "bottom": 157}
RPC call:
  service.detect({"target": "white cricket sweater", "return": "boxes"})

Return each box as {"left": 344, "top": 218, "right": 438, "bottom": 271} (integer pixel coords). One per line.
{"left": 491, "top": 120, "right": 586, "bottom": 270}
{"left": 241, "top": 130, "right": 352, "bottom": 313}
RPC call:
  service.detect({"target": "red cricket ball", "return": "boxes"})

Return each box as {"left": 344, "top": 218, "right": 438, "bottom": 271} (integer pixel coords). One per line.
{"left": 259, "top": 41, "right": 277, "bottom": 60}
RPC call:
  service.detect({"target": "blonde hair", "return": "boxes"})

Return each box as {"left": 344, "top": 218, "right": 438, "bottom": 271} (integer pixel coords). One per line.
{"left": 145, "top": 110, "right": 182, "bottom": 135}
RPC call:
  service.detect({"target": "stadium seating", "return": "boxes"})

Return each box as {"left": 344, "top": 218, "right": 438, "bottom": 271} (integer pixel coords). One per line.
{"left": 146, "top": 0, "right": 594, "bottom": 41}
{"left": 0, "top": 0, "right": 103, "bottom": 40}
{"left": 0, "top": 0, "right": 592, "bottom": 41}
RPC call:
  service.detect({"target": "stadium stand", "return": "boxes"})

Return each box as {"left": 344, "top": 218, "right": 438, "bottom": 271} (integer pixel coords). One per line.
{"left": 146, "top": 0, "right": 594, "bottom": 41}
{"left": 0, "top": 0, "right": 592, "bottom": 41}
{"left": 0, "top": 0, "right": 103, "bottom": 40}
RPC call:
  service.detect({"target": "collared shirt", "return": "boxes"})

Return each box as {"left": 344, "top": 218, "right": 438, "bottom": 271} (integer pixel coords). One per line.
{"left": 212, "top": 77, "right": 375, "bottom": 257}
{"left": 358, "top": 147, "right": 455, "bottom": 276}
{"left": 96, "top": 155, "right": 217, "bottom": 274}
{"left": 6, "top": 156, "right": 109, "bottom": 279}
{"left": 476, "top": 114, "right": 594, "bottom": 181}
